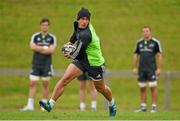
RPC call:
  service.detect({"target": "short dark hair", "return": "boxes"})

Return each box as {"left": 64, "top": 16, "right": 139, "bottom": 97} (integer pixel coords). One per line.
{"left": 143, "top": 26, "right": 151, "bottom": 31}
{"left": 40, "top": 18, "right": 50, "bottom": 25}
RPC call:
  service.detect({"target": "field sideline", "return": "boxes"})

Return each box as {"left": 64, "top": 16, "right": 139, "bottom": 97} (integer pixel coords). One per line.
{"left": 0, "top": 110, "right": 180, "bottom": 120}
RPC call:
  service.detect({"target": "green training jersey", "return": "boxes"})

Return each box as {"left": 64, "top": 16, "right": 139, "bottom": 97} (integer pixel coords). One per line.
{"left": 70, "top": 22, "right": 105, "bottom": 66}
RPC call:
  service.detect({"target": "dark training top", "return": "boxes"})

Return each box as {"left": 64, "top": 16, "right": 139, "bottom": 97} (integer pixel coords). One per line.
{"left": 69, "top": 22, "right": 104, "bottom": 66}
{"left": 134, "top": 37, "right": 162, "bottom": 71}
{"left": 30, "top": 32, "right": 56, "bottom": 65}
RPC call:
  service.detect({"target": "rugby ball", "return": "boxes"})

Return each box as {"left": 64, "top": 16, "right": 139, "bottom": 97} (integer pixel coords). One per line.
{"left": 61, "top": 44, "right": 76, "bottom": 54}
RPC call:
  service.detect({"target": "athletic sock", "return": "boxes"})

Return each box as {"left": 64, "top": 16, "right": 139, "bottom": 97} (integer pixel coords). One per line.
{"left": 41, "top": 99, "right": 47, "bottom": 103}
{"left": 27, "top": 98, "right": 34, "bottom": 107}
{"left": 49, "top": 99, "right": 56, "bottom": 108}
{"left": 141, "top": 103, "right": 147, "bottom": 109}
{"left": 91, "top": 101, "right": 96, "bottom": 109}
{"left": 109, "top": 98, "right": 115, "bottom": 107}
{"left": 152, "top": 103, "right": 157, "bottom": 108}
{"left": 80, "top": 102, "right": 86, "bottom": 111}
{"left": 141, "top": 103, "right": 147, "bottom": 107}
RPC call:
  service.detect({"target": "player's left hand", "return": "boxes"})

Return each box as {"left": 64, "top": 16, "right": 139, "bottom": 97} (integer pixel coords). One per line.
{"left": 155, "top": 68, "right": 161, "bottom": 76}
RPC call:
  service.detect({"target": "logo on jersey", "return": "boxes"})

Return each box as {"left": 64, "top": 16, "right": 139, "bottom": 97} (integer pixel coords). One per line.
{"left": 47, "top": 37, "right": 51, "bottom": 42}
{"left": 139, "top": 44, "right": 143, "bottom": 48}
{"left": 149, "top": 43, "right": 154, "bottom": 47}
{"left": 37, "top": 37, "right": 41, "bottom": 41}
{"left": 48, "top": 71, "right": 52, "bottom": 75}
{"left": 96, "top": 74, "right": 102, "bottom": 78}
{"left": 152, "top": 75, "right": 156, "bottom": 79}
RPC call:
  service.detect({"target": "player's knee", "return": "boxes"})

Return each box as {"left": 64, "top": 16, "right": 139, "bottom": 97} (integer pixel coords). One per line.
{"left": 138, "top": 82, "right": 147, "bottom": 88}
{"left": 61, "top": 81, "right": 67, "bottom": 87}
{"left": 80, "top": 86, "right": 86, "bottom": 91}
{"left": 149, "top": 81, "right": 157, "bottom": 87}
{"left": 29, "top": 81, "right": 37, "bottom": 88}
{"left": 61, "top": 78, "right": 71, "bottom": 87}
{"left": 61, "top": 76, "right": 72, "bottom": 86}
{"left": 95, "top": 86, "right": 104, "bottom": 93}
{"left": 43, "top": 82, "right": 49, "bottom": 88}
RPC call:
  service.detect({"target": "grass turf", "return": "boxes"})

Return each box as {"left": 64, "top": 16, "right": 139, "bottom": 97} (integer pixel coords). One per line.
{"left": 0, "top": 0, "right": 180, "bottom": 70}
{"left": 0, "top": 110, "right": 180, "bottom": 120}
{"left": 0, "top": 76, "right": 180, "bottom": 120}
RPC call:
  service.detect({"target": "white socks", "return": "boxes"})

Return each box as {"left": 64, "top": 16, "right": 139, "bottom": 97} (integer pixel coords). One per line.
{"left": 140, "top": 103, "right": 157, "bottom": 107}
{"left": 27, "top": 98, "right": 34, "bottom": 108}
{"left": 141, "top": 103, "right": 147, "bottom": 107}
{"left": 91, "top": 101, "right": 97, "bottom": 109}
{"left": 49, "top": 99, "right": 56, "bottom": 108}
{"left": 109, "top": 98, "right": 115, "bottom": 107}
{"left": 41, "top": 99, "right": 47, "bottom": 103}
{"left": 80, "top": 101, "right": 97, "bottom": 111}
{"left": 152, "top": 104, "right": 157, "bottom": 107}
{"left": 80, "top": 102, "right": 86, "bottom": 111}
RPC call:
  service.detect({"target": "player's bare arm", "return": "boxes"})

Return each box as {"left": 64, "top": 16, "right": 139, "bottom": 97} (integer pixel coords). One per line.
{"left": 40, "top": 45, "right": 56, "bottom": 55}
{"left": 30, "top": 42, "right": 56, "bottom": 55}
{"left": 132, "top": 53, "right": 139, "bottom": 75}
{"left": 30, "top": 42, "right": 44, "bottom": 53}
{"left": 156, "top": 52, "right": 163, "bottom": 76}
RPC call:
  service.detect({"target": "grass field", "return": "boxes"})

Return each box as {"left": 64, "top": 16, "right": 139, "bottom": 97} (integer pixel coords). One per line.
{"left": 1, "top": 0, "right": 180, "bottom": 120}
{"left": 1, "top": 0, "right": 180, "bottom": 70}
{"left": 0, "top": 76, "right": 180, "bottom": 120}
{"left": 1, "top": 111, "right": 180, "bottom": 120}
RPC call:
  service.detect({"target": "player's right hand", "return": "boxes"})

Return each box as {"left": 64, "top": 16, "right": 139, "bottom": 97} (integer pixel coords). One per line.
{"left": 132, "top": 68, "right": 138, "bottom": 75}
{"left": 61, "top": 44, "right": 71, "bottom": 59}
{"left": 155, "top": 68, "right": 161, "bottom": 76}
{"left": 64, "top": 52, "right": 71, "bottom": 59}
{"left": 61, "top": 43, "right": 76, "bottom": 59}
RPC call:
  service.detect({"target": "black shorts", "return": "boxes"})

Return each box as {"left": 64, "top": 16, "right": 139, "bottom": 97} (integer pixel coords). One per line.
{"left": 138, "top": 69, "right": 157, "bottom": 82}
{"left": 30, "top": 64, "right": 53, "bottom": 77}
{"left": 77, "top": 72, "right": 91, "bottom": 81}
{"left": 72, "top": 60, "right": 105, "bottom": 80}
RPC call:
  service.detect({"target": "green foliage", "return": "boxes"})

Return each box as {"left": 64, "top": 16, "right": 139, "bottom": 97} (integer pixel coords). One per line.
{"left": 0, "top": 0, "right": 180, "bottom": 70}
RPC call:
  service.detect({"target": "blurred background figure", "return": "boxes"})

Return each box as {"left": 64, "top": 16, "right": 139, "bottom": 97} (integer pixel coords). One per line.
{"left": 22, "top": 18, "right": 57, "bottom": 111}
{"left": 78, "top": 73, "right": 97, "bottom": 111}
{"left": 133, "top": 26, "right": 162, "bottom": 112}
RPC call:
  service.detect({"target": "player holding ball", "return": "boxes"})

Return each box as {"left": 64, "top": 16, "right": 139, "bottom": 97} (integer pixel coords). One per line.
{"left": 39, "top": 8, "right": 116, "bottom": 116}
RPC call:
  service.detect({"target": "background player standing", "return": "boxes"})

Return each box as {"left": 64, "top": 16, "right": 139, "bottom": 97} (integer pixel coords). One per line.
{"left": 78, "top": 73, "right": 97, "bottom": 111}
{"left": 22, "top": 18, "right": 57, "bottom": 111}
{"left": 133, "top": 26, "right": 162, "bottom": 112}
